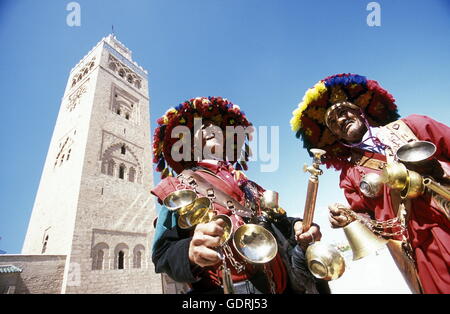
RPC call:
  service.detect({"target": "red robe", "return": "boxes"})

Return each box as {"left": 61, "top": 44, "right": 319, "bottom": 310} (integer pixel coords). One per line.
{"left": 340, "top": 115, "right": 450, "bottom": 294}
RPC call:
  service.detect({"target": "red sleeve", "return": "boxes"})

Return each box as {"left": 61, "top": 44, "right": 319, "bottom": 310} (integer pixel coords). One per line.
{"left": 402, "top": 114, "right": 450, "bottom": 161}
{"left": 151, "top": 177, "right": 181, "bottom": 204}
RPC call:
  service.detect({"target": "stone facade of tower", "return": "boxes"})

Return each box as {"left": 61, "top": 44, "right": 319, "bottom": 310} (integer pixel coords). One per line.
{"left": 0, "top": 35, "right": 162, "bottom": 294}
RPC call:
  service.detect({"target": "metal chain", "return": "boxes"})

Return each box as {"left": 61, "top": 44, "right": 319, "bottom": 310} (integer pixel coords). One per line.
{"left": 263, "top": 264, "right": 276, "bottom": 294}
{"left": 340, "top": 206, "right": 407, "bottom": 238}
{"left": 222, "top": 242, "right": 245, "bottom": 274}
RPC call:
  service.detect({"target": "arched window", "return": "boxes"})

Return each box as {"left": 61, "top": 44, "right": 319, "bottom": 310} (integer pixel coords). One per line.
{"left": 133, "top": 245, "right": 145, "bottom": 269}
{"left": 92, "top": 242, "right": 109, "bottom": 270}
{"left": 89, "top": 62, "right": 94, "bottom": 70}
{"left": 114, "top": 243, "right": 128, "bottom": 270}
{"left": 107, "top": 160, "right": 115, "bottom": 176}
{"left": 128, "top": 167, "right": 136, "bottom": 182}
{"left": 119, "top": 165, "right": 125, "bottom": 179}
{"left": 118, "top": 251, "right": 124, "bottom": 269}
{"left": 77, "top": 75, "right": 82, "bottom": 82}
{"left": 72, "top": 79, "right": 77, "bottom": 87}
{"left": 127, "top": 75, "right": 133, "bottom": 84}
{"left": 121, "top": 145, "right": 126, "bottom": 155}
{"left": 95, "top": 250, "right": 104, "bottom": 270}
{"left": 135, "top": 251, "right": 142, "bottom": 269}
{"left": 118, "top": 69, "right": 125, "bottom": 78}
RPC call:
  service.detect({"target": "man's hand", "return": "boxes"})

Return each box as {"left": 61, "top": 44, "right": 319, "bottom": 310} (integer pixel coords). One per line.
{"left": 328, "top": 203, "right": 353, "bottom": 229}
{"left": 294, "top": 221, "right": 322, "bottom": 251}
{"left": 188, "top": 219, "right": 226, "bottom": 267}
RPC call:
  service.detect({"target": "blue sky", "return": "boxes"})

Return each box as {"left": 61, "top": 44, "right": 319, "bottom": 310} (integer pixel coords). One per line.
{"left": 0, "top": 0, "right": 449, "bottom": 253}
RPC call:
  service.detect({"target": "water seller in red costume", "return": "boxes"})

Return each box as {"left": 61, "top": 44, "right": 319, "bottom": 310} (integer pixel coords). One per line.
{"left": 152, "top": 96, "right": 327, "bottom": 294}
{"left": 290, "top": 73, "right": 450, "bottom": 294}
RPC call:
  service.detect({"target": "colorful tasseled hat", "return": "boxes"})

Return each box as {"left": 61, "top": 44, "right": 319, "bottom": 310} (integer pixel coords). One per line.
{"left": 290, "top": 73, "right": 400, "bottom": 169}
{"left": 153, "top": 96, "right": 253, "bottom": 178}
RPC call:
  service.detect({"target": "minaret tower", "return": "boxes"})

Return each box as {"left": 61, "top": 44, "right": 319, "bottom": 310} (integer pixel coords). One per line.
{"left": 22, "top": 35, "right": 161, "bottom": 293}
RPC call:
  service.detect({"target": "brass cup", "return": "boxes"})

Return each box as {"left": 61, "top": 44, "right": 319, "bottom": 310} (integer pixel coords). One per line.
{"left": 163, "top": 189, "right": 197, "bottom": 213}
{"left": 178, "top": 197, "right": 212, "bottom": 229}
{"left": 400, "top": 170, "right": 425, "bottom": 199}
{"left": 382, "top": 162, "right": 408, "bottom": 191}
{"left": 396, "top": 141, "right": 436, "bottom": 164}
{"left": 233, "top": 224, "right": 278, "bottom": 264}
{"left": 305, "top": 242, "right": 346, "bottom": 281}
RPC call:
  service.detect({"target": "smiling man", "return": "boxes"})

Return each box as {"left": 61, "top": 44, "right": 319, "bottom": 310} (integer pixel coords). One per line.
{"left": 151, "top": 96, "right": 325, "bottom": 294}
{"left": 290, "top": 73, "right": 450, "bottom": 294}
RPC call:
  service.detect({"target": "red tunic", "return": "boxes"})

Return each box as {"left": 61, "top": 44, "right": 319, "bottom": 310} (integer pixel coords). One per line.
{"left": 340, "top": 115, "right": 450, "bottom": 293}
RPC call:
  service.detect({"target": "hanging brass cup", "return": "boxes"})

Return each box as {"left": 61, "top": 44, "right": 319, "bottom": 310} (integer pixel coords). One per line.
{"left": 305, "top": 242, "right": 346, "bottom": 281}
{"left": 163, "top": 189, "right": 197, "bottom": 214}
{"left": 177, "top": 197, "right": 213, "bottom": 229}
{"left": 233, "top": 224, "right": 278, "bottom": 264}
{"left": 396, "top": 141, "right": 436, "bottom": 165}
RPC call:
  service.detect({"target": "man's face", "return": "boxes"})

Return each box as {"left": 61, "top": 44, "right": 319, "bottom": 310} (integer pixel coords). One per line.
{"left": 326, "top": 104, "right": 367, "bottom": 143}
{"left": 193, "top": 119, "right": 224, "bottom": 159}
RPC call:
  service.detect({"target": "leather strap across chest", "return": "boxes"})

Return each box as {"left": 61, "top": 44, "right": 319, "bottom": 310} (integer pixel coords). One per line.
{"left": 180, "top": 169, "right": 254, "bottom": 218}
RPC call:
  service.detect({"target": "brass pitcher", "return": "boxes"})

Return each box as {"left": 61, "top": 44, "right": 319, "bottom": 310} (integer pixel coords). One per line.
{"left": 302, "top": 149, "right": 346, "bottom": 281}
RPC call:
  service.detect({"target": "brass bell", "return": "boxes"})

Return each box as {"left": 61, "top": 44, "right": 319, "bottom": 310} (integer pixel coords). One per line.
{"left": 343, "top": 220, "right": 388, "bottom": 261}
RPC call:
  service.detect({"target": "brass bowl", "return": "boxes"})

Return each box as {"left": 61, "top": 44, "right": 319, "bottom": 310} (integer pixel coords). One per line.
{"left": 396, "top": 141, "right": 436, "bottom": 164}
{"left": 211, "top": 215, "right": 233, "bottom": 245}
{"left": 400, "top": 170, "right": 425, "bottom": 199}
{"left": 305, "top": 242, "right": 346, "bottom": 281}
{"left": 382, "top": 162, "right": 408, "bottom": 191}
{"left": 233, "top": 224, "right": 278, "bottom": 264}
{"left": 163, "top": 189, "right": 197, "bottom": 213}
{"left": 183, "top": 197, "right": 213, "bottom": 227}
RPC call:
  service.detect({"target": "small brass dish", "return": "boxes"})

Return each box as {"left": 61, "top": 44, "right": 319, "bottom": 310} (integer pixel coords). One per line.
{"left": 163, "top": 189, "right": 197, "bottom": 213}
{"left": 233, "top": 224, "right": 278, "bottom": 264}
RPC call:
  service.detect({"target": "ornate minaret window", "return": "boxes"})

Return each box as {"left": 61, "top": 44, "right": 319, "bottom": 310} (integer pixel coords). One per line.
{"left": 108, "top": 55, "right": 142, "bottom": 90}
